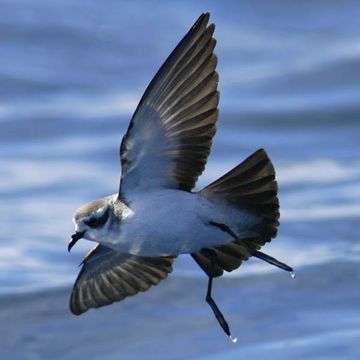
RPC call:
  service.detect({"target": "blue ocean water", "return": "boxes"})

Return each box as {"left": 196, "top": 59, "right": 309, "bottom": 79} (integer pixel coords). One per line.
{"left": 0, "top": 1, "right": 359, "bottom": 359}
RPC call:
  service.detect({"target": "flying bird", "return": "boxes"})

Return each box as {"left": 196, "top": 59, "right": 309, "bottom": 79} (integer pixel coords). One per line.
{"left": 68, "top": 12, "right": 293, "bottom": 341}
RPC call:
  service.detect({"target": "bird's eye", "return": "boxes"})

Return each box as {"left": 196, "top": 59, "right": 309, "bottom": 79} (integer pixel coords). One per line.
{"left": 85, "top": 208, "right": 109, "bottom": 228}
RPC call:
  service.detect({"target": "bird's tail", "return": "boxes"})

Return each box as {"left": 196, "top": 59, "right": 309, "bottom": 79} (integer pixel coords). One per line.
{"left": 192, "top": 149, "right": 280, "bottom": 277}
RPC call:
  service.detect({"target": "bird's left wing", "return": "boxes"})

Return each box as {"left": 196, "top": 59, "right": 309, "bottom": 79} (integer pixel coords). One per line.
{"left": 70, "top": 244, "right": 174, "bottom": 315}
{"left": 119, "top": 13, "right": 219, "bottom": 199}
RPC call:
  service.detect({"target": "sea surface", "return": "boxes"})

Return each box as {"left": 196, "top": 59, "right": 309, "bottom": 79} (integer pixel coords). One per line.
{"left": 0, "top": 1, "right": 359, "bottom": 359}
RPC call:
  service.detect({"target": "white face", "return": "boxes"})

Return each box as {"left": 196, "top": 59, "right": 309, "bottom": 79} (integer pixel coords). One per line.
{"left": 73, "top": 205, "right": 111, "bottom": 242}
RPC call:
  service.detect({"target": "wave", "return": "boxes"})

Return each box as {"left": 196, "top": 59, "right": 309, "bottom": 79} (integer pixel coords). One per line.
{"left": 198, "top": 328, "right": 360, "bottom": 359}
{"left": 0, "top": 91, "right": 138, "bottom": 121}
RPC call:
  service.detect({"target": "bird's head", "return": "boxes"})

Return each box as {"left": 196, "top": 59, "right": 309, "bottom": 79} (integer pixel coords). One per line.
{"left": 68, "top": 198, "right": 112, "bottom": 252}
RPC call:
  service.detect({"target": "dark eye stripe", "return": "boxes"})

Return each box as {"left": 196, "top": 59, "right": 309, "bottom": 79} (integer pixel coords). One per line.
{"left": 85, "top": 208, "right": 109, "bottom": 228}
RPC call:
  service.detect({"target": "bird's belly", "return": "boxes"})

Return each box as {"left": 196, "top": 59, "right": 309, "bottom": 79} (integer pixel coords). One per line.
{"left": 115, "top": 205, "right": 209, "bottom": 256}
{"left": 104, "top": 190, "right": 257, "bottom": 256}
{"left": 118, "top": 217, "right": 229, "bottom": 256}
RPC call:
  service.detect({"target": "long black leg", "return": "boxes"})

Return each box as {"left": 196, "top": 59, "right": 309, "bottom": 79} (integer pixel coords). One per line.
{"left": 209, "top": 221, "right": 294, "bottom": 274}
{"left": 205, "top": 250, "right": 236, "bottom": 341}
{"left": 253, "top": 251, "right": 293, "bottom": 273}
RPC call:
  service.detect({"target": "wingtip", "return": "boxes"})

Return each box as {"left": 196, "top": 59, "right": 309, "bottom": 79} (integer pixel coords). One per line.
{"left": 201, "top": 13, "right": 216, "bottom": 31}
{"left": 70, "top": 307, "right": 83, "bottom": 316}
{"left": 69, "top": 294, "right": 86, "bottom": 316}
{"left": 200, "top": 12, "right": 210, "bottom": 19}
{"left": 207, "top": 23, "right": 216, "bottom": 32}
{"left": 195, "top": 12, "right": 211, "bottom": 28}
{"left": 70, "top": 308, "right": 82, "bottom": 316}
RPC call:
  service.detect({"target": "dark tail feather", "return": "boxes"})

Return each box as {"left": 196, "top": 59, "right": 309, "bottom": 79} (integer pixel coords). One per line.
{"left": 201, "top": 148, "right": 280, "bottom": 242}
{"left": 192, "top": 149, "right": 281, "bottom": 277}
{"left": 191, "top": 242, "right": 251, "bottom": 277}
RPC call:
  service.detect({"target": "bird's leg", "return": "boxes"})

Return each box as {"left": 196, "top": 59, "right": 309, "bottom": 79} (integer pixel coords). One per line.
{"left": 204, "top": 250, "right": 235, "bottom": 340}
{"left": 209, "top": 221, "right": 293, "bottom": 274}
{"left": 252, "top": 251, "right": 293, "bottom": 272}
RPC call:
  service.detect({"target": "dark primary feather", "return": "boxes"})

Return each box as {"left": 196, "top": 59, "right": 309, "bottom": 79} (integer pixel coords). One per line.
{"left": 70, "top": 244, "right": 174, "bottom": 315}
{"left": 119, "top": 13, "right": 219, "bottom": 198}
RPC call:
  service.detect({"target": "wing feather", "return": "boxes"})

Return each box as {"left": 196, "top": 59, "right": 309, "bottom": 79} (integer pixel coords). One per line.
{"left": 119, "top": 13, "right": 219, "bottom": 198}
{"left": 70, "top": 244, "right": 175, "bottom": 315}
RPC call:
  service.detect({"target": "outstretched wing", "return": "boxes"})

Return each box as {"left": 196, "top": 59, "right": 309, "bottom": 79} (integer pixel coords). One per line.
{"left": 119, "top": 13, "right": 219, "bottom": 199}
{"left": 70, "top": 244, "right": 175, "bottom": 315}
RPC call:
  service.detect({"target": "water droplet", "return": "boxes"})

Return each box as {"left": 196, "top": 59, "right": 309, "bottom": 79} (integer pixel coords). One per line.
{"left": 290, "top": 271, "right": 295, "bottom": 279}
{"left": 229, "top": 335, "right": 238, "bottom": 343}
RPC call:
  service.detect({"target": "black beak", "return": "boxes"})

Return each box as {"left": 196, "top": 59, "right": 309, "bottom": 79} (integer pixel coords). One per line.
{"left": 68, "top": 231, "right": 85, "bottom": 252}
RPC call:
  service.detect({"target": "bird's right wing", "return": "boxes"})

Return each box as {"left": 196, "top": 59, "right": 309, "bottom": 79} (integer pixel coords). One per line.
{"left": 119, "top": 13, "right": 219, "bottom": 199}
{"left": 70, "top": 244, "right": 175, "bottom": 315}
